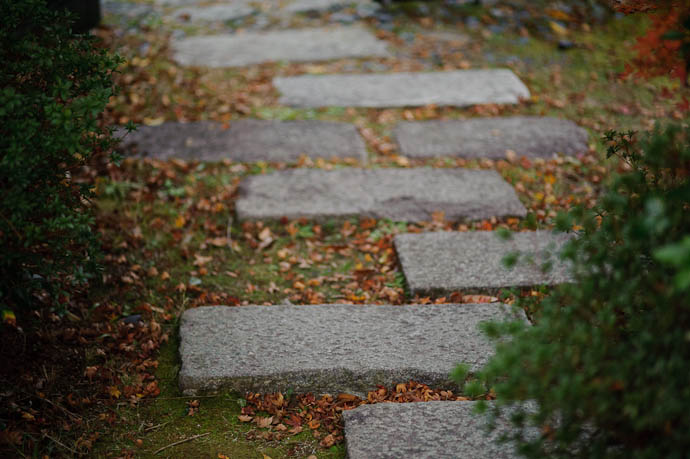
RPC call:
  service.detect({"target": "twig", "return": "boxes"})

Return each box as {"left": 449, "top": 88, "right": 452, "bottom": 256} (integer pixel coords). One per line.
{"left": 226, "top": 216, "right": 234, "bottom": 245}
{"left": 44, "top": 434, "right": 80, "bottom": 456}
{"left": 143, "top": 420, "right": 172, "bottom": 432}
{"left": 40, "top": 396, "right": 81, "bottom": 421}
{"left": 154, "top": 432, "right": 210, "bottom": 455}
{"left": 154, "top": 394, "right": 221, "bottom": 400}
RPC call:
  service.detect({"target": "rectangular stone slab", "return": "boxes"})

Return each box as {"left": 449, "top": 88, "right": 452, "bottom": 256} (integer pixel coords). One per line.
{"left": 235, "top": 168, "right": 527, "bottom": 222}
{"left": 179, "top": 303, "right": 525, "bottom": 396}
{"left": 344, "top": 402, "right": 523, "bottom": 459}
{"left": 167, "top": 4, "right": 255, "bottom": 22}
{"left": 395, "top": 116, "right": 589, "bottom": 159}
{"left": 172, "top": 26, "right": 390, "bottom": 67}
{"left": 274, "top": 70, "right": 530, "bottom": 108}
{"left": 395, "top": 230, "right": 573, "bottom": 295}
{"left": 284, "top": 0, "right": 374, "bottom": 13}
{"left": 118, "top": 120, "right": 367, "bottom": 163}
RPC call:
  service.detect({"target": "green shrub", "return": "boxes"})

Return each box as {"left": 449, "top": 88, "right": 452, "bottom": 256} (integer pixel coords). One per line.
{"left": 458, "top": 124, "right": 690, "bottom": 458}
{"left": 0, "top": 0, "right": 120, "bottom": 310}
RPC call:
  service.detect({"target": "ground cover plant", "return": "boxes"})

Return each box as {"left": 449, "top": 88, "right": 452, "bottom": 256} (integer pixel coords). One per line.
{"left": 1, "top": 0, "right": 689, "bottom": 457}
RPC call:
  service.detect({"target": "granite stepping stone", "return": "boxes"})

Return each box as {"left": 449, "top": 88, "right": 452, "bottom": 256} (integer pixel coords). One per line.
{"left": 172, "top": 26, "right": 390, "bottom": 67}
{"left": 167, "top": 4, "right": 255, "bottom": 23}
{"left": 344, "top": 401, "right": 525, "bottom": 459}
{"left": 395, "top": 230, "right": 573, "bottom": 296}
{"left": 118, "top": 120, "right": 367, "bottom": 163}
{"left": 235, "top": 168, "right": 527, "bottom": 222}
{"left": 273, "top": 70, "right": 530, "bottom": 108}
{"left": 395, "top": 116, "right": 589, "bottom": 159}
{"left": 284, "top": 0, "right": 375, "bottom": 13}
{"left": 179, "top": 303, "right": 525, "bottom": 396}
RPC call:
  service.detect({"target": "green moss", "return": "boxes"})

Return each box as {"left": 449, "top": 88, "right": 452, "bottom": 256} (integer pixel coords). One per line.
{"left": 95, "top": 332, "right": 346, "bottom": 458}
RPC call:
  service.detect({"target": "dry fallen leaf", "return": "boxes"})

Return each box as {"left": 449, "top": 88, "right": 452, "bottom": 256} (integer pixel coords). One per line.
{"left": 256, "top": 416, "right": 273, "bottom": 428}
{"left": 308, "top": 419, "right": 321, "bottom": 430}
{"left": 320, "top": 433, "right": 335, "bottom": 448}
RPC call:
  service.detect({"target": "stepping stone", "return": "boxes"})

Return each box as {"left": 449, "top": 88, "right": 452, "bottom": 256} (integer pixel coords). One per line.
{"left": 172, "top": 26, "right": 390, "bottom": 67}
{"left": 235, "top": 168, "right": 527, "bottom": 222}
{"left": 284, "top": 0, "right": 374, "bottom": 13}
{"left": 118, "top": 120, "right": 367, "bottom": 163}
{"left": 394, "top": 230, "right": 572, "bottom": 296}
{"left": 344, "top": 401, "right": 524, "bottom": 459}
{"left": 394, "top": 116, "right": 589, "bottom": 159}
{"left": 167, "top": 4, "right": 255, "bottom": 23}
{"left": 179, "top": 303, "right": 525, "bottom": 395}
{"left": 273, "top": 70, "right": 530, "bottom": 108}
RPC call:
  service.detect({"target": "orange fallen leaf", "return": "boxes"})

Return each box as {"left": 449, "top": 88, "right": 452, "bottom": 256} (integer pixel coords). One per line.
{"left": 307, "top": 419, "right": 321, "bottom": 430}
{"left": 337, "top": 393, "right": 359, "bottom": 402}
{"left": 461, "top": 295, "right": 499, "bottom": 304}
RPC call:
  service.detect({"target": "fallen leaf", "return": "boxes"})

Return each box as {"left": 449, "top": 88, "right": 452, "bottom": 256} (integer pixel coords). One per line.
{"left": 193, "top": 253, "right": 213, "bottom": 266}
{"left": 256, "top": 416, "right": 273, "bottom": 428}
{"left": 320, "top": 434, "right": 335, "bottom": 448}
{"left": 108, "top": 386, "right": 121, "bottom": 399}
{"left": 337, "top": 393, "right": 359, "bottom": 402}
{"left": 238, "top": 415, "right": 253, "bottom": 422}
{"left": 308, "top": 419, "right": 321, "bottom": 430}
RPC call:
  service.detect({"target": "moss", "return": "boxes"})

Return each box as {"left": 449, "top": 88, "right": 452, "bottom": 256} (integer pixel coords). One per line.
{"left": 95, "top": 331, "right": 346, "bottom": 458}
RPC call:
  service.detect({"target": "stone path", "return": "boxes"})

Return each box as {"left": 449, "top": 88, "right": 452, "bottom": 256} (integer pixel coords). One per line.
{"left": 395, "top": 116, "right": 589, "bottom": 159}
{"left": 104, "top": 1, "right": 587, "bottom": 454}
{"left": 343, "top": 402, "right": 526, "bottom": 459}
{"left": 179, "top": 303, "right": 525, "bottom": 396}
{"left": 274, "top": 70, "right": 530, "bottom": 108}
{"left": 395, "top": 230, "right": 572, "bottom": 296}
{"left": 172, "top": 26, "right": 390, "bottom": 67}
{"left": 119, "top": 120, "right": 367, "bottom": 162}
{"left": 235, "top": 168, "right": 527, "bottom": 222}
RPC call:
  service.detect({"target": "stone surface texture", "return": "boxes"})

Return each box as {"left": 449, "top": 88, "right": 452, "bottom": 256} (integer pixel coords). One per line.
{"left": 284, "top": 0, "right": 373, "bottom": 13}
{"left": 395, "top": 230, "right": 573, "bottom": 295}
{"left": 118, "top": 120, "right": 367, "bottom": 162}
{"left": 274, "top": 70, "right": 530, "bottom": 107}
{"left": 168, "top": 4, "right": 254, "bottom": 22}
{"left": 179, "top": 304, "right": 525, "bottom": 395}
{"left": 172, "top": 26, "right": 390, "bottom": 67}
{"left": 395, "top": 116, "right": 589, "bottom": 159}
{"left": 344, "top": 401, "right": 523, "bottom": 459}
{"left": 235, "top": 168, "right": 527, "bottom": 222}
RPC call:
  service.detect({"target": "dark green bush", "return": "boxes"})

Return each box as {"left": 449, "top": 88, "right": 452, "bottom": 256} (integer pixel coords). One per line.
{"left": 0, "top": 0, "right": 120, "bottom": 310}
{"left": 458, "top": 124, "right": 690, "bottom": 458}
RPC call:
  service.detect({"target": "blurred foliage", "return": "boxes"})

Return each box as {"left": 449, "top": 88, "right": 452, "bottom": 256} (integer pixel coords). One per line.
{"left": 0, "top": 0, "right": 121, "bottom": 311}
{"left": 457, "top": 124, "right": 690, "bottom": 457}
